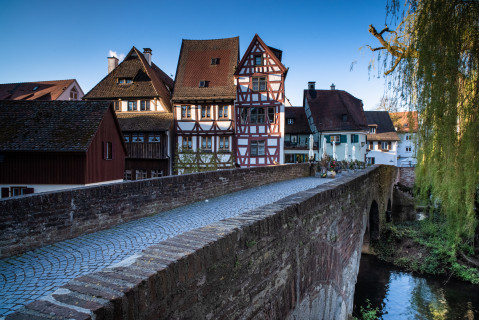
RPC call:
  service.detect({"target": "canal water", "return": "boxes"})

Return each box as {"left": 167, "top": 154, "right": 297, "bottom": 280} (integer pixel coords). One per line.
{"left": 353, "top": 254, "right": 479, "bottom": 319}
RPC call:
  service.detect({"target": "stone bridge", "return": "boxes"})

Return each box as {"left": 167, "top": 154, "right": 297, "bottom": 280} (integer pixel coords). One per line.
{"left": 1, "top": 164, "right": 397, "bottom": 319}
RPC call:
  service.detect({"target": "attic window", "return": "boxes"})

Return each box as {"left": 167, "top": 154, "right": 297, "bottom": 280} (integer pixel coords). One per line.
{"left": 254, "top": 55, "right": 263, "bottom": 66}
{"left": 287, "top": 118, "right": 294, "bottom": 124}
{"left": 404, "top": 123, "right": 409, "bottom": 127}
{"left": 32, "top": 86, "right": 39, "bottom": 91}
{"left": 369, "top": 126, "right": 377, "bottom": 134}
{"left": 199, "top": 80, "right": 209, "bottom": 88}
{"left": 211, "top": 58, "right": 220, "bottom": 65}
{"left": 342, "top": 114, "right": 348, "bottom": 122}
{"left": 118, "top": 78, "right": 133, "bottom": 84}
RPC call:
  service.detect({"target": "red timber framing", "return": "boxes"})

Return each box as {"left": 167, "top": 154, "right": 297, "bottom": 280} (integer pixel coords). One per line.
{"left": 174, "top": 102, "right": 236, "bottom": 173}
{"left": 234, "top": 34, "right": 287, "bottom": 168}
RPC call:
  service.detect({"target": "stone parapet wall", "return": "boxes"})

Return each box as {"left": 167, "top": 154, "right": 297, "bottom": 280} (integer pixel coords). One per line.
{"left": 0, "top": 164, "right": 313, "bottom": 259}
{"left": 399, "top": 167, "right": 415, "bottom": 188}
{"left": 7, "top": 165, "right": 397, "bottom": 320}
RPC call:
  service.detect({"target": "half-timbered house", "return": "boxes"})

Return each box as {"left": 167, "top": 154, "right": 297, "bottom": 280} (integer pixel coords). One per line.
{"left": 0, "top": 101, "right": 126, "bottom": 197}
{"left": 234, "top": 34, "right": 287, "bottom": 167}
{"left": 172, "top": 37, "right": 239, "bottom": 174}
{"left": 83, "top": 47, "right": 174, "bottom": 177}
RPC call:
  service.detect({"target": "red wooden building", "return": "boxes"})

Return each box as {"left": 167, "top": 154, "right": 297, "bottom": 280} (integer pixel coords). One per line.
{"left": 234, "top": 34, "right": 288, "bottom": 167}
{"left": 0, "top": 100, "right": 126, "bottom": 197}
{"left": 172, "top": 37, "right": 239, "bottom": 173}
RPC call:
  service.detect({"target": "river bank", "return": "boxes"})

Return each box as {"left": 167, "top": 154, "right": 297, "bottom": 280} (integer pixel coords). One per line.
{"left": 371, "top": 216, "right": 479, "bottom": 284}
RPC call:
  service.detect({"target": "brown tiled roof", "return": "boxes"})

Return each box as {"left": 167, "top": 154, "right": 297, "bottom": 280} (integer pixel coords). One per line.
{"left": 116, "top": 112, "right": 173, "bottom": 132}
{"left": 304, "top": 89, "right": 368, "bottom": 132}
{"left": 0, "top": 80, "right": 77, "bottom": 101}
{"left": 0, "top": 100, "right": 113, "bottom": 152}
{"left": 365, "top": 111, "right": 400, "bottom": 141}
{"left": 172, "top": 37, "right": 239, "bottom": 101}
{"left": 389, "top": 111, "right": 418, "bottom": 133}
{"left": 83, "top": 47, "right": 173, "bottom": 110}
{"left": 285, "top": 107, "right": 311, "bottom": 134}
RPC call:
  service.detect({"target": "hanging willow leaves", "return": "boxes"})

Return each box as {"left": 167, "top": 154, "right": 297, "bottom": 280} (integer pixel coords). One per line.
{"left": 369, "top": 0, "right": 479, "bottom": 250}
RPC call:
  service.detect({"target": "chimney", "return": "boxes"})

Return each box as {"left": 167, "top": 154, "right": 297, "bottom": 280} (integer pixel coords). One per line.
{"left": 143, "top": 48, "right": 152, "bottom": 66}
{"left": 108, "top": 56, "right": 119, "bottom": 74}
{"left": 330, "top": 83, "right": 336, "bottom": 90}
{"left": 308, "top": 81, "right": 316, "bottom": 90}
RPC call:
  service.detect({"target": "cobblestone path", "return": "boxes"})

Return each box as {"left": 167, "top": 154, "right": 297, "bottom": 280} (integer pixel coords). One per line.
{"left": 0, "top": 176, "right": 332, "bottom": 318}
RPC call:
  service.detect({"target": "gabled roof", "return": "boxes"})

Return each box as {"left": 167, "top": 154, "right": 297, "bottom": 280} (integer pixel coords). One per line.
{"left": 172, "top": 37, "right": 239, "bottom": 102}
{"left": 234, "top": 34, "right": 288, "bottom": 76}
{"left": 389, "top": 111, "right": 419, "bottom": 133}
{"left": 0, "top": 100, "right": 120, "bottom": 152}
{"left": 303, "top": 89, "right": 368, "bottom": 132}
{"left": 0, "top": 79, "right": 79, "bottom": 101}
{"left": 285, "top": 107, "right": 311, "bottom": 134}
{"left": 365, "top": 111, "right": 400, "bottom": 141}
{"left": 83, "top": 47, "right": 173, "bottom": 111}
{"left": 116, "top": 112, "right": 173, "bottom": 132}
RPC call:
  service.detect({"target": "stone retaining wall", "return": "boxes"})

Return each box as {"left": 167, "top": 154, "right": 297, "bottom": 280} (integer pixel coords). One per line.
{"left": 399, "top": 167, "right": 415, "bottom": 188}
{"left": 7, "top": 165, "right": 397, "bottom": 320}
{"left": 0, "top": 164, "right": 313, "bottom": 259}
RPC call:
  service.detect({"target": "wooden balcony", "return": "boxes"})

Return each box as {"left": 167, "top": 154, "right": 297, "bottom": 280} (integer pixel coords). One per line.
{"left": 125, "top": 142, "right": 167, "bottom": 159}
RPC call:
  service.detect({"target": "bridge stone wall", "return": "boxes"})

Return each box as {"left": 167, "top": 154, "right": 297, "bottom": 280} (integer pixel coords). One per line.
{"left": 6, "top": 165, "right": 397, "bottom": 320}
{"left": 0, "top": 163, "right": 313, "bottom": 259}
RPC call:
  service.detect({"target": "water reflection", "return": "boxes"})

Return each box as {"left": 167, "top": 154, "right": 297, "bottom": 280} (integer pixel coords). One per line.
{"left": 353, "top": 254, "right": 479, "bottom": 319}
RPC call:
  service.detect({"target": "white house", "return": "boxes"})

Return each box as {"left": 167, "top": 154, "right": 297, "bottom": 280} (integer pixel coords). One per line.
{"left": 365, "top": 111, "right": 400, "bottom": 166}
{"left": 390, "top": 111, "right": 418, "bottom": 167}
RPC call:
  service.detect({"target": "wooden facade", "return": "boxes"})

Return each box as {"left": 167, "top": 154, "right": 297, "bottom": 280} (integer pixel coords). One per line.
{"left": 234, "top": 35, "right": 287, "bottom": 167}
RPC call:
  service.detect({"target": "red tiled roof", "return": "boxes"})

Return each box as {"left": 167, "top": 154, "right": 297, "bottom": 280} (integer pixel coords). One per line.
{"left": 83, "top": 47, "right": 173, "bottom": 111}
{"left": 285, "top": 107, "right": 311, "bottom": 134}
{"left": 172, "top": 37, "right": 239, "bottom": 101}
{"left": 389, "top": 111, "right": 419, "bottom": 133}
{"left": 304, "top": 89, "right": 368, "bottom": 132}
{"left": 0, "top": 80, "right": 77, "bottom": 101}
{"left": 365, "top": 111, "right": 400, "bottom": 141}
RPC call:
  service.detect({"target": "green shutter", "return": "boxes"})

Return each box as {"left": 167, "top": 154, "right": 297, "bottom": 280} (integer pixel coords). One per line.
{"left": 325, "top": 135, "right": 331, "bottom": 143}
{"left": 340, "top": 135, "right": 347, "bottom": 143}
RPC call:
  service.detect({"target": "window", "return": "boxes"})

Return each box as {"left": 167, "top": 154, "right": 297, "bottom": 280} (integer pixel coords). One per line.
{"left": 124, "top": 170, "right": 132, "bottom": 181}
{"left": 151, "top": 170, "right": 163, "bottom": 178}
{"left": 136, "top": 170, "right": 147, "bottom": 180}
{"left": 369, "top": 126, "right": 376, "bottom": 134}
{"left": 406, "top": 135, "right": 411, "bottom": 140}
{"left": 287, "top": 118, "right": 294, "bottom": 125}
{"left": 250, "top": 107, "right": 265, "bottom": 124}
{"left": 218, "top": 106, "right": 228, "bottom": 119}
{"left": 181, "top": 105, "right": 192, "bottom": 119}
{"left": 254, "top": 55, "right": 263, "bottom": 66}
{"left": 367, "top": 157, "right": 375, "bottom": 165}
{"left": 118, "top": 78, "right": 133, "bottom": 84}
{"left": 381, "top": 141, "right": 391, "bottom": 150}
{"left": 114, "top": 101, "right": 121, "bottom": 111}
{"left": 252, "top": 76, "right": 267, "bottom": 91}
{"left": 291, "top": 135, "right": 298, "bottom": 143}
{"left": 32, "top": 86, "right": 39, "bottom": 91}
{"left": 11, "top": 186, "right": 27, "bottom": 197}
{"left": 201, "top": 136, "right": 212, "bottom": 151}
{"left": 342, "top": 114, "right": 348, "bottom": 122}
{"left": 140, "top": 100, "right": 150, "bottom": 111}
{"left": 70, "top": 87, "right": 78, "bottom": 100}
{"left": 267, "top": 107, "right": 275, "bottom": 123}
{"left": 251, "top": 140, "right": 265, "bottom": 156}
{"left": 199, "top": 80, "right": 209, "bottom": 88}
{"left": 368, "top": 141, "right": 374, "bottom": 150}
{"left": 351, "top": 134, "right": 359, "bottom": 143}
{"left": 201, "top": 105, "right": 212, "bottom": 119}
{"left": 148, "top": 133, "right": 160, "bottom": 143}
{"left": 406, "top": 146, "right": 412, "bottom": 152}
{"left": 104, "top": 142, "right": 113, "bottom": 160}
{"left": 182, "top": 136, "right": 192, "bottom": 149}
{"left": 219, "top": 136, "right": 229, "bottom": 151}
{"left": 211, "top": 58, "right": 220, "bottom": 65}
{"left": 124, "top": 134, "right": 130, "bottom": 143}
{"left": 128, "top": 101, "right": 137, "bottom": 111}
{"left": 330, "top": 135, "right": 340, "bottom": 143}
{"left": 132, "top": 133, "right": 144, "bottom": 143}
{"left": 240, "top": 108, "right": 248, "bottom": 124}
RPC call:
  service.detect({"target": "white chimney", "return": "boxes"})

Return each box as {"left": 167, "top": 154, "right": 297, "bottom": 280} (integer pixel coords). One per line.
{"left": 108, "top": 56, "right": 119, "bottom": 74}
{"left": 330, "top": 83, "right": 336, "bottom": 90}
{"left": 308, "top": 81, "right": 316, "bottom": 90}
{"left": 143, "top": 48, "right": 152, "bottom": 66}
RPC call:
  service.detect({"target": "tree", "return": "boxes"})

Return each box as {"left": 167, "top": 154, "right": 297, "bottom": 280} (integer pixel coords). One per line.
{"left": 368, "top": 0, "right": 479, "bottom": 253}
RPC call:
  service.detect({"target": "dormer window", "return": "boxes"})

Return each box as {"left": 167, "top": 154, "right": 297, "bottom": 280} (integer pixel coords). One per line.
{"left": 369, "top": 126, "right": 377, "bottom": 134}
{"left": 199, "top": 80, "right": 209, "bottom": 88}
{"left": 118, "top": 78, "right": 133, "bottom": 84}
{"left": 211, "top": 58, "right": 220, "bottom": 65}
{"left": 287, "top": 118, "right": 294, "bottom": 124}
{"left": 342, "top": 114, "right": 348, "bottom": 122}
{"left": 254, "top": 55, "right": 263, "bottom": 66}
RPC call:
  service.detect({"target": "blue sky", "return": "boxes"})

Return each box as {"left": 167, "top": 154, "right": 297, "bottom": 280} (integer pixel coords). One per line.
{"left": 0, "top": 0, "right": 392, "bottom": 109}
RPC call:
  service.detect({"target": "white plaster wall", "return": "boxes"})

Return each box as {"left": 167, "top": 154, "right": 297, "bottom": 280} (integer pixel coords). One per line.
{"left": 56, "top": 81, "right": 85, "bottom": 101}
{"left": 367, "top": 149, "right": 398, "bottom": 166}
{"left": 317, "top": 132, "right": 368, "bottom": 162}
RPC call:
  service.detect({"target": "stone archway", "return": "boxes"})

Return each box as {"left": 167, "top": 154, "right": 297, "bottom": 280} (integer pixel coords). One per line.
{"left": 362, "top": 200, "right": 380, "bottom": 253}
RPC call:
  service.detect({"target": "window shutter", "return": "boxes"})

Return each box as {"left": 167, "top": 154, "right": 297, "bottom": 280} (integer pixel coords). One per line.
{"left": 25, "top": 188, "right": 34, "bottom": 194}
{"left": 325, "top": 135, "right": 330, "bottom": 143}
{"left": 103, "top": 142, "right": 107, "bottom": 160}
{"left": 1, "top": 188, "right": 9, "bottom": 198}
{"left": 340, "top": 135, "right": 347, "bottom": 143}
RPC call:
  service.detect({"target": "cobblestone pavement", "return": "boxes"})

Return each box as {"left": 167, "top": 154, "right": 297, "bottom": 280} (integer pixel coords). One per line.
{"left": 0, "top": 176, "right": 333, "bottom": 318}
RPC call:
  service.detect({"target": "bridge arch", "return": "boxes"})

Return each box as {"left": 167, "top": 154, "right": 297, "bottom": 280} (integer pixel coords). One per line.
{"left": 369, "top": 200, "right": 380, "bottom": 241}
{"left": 386, "top": 198, "right": 392, "bottom": 222}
